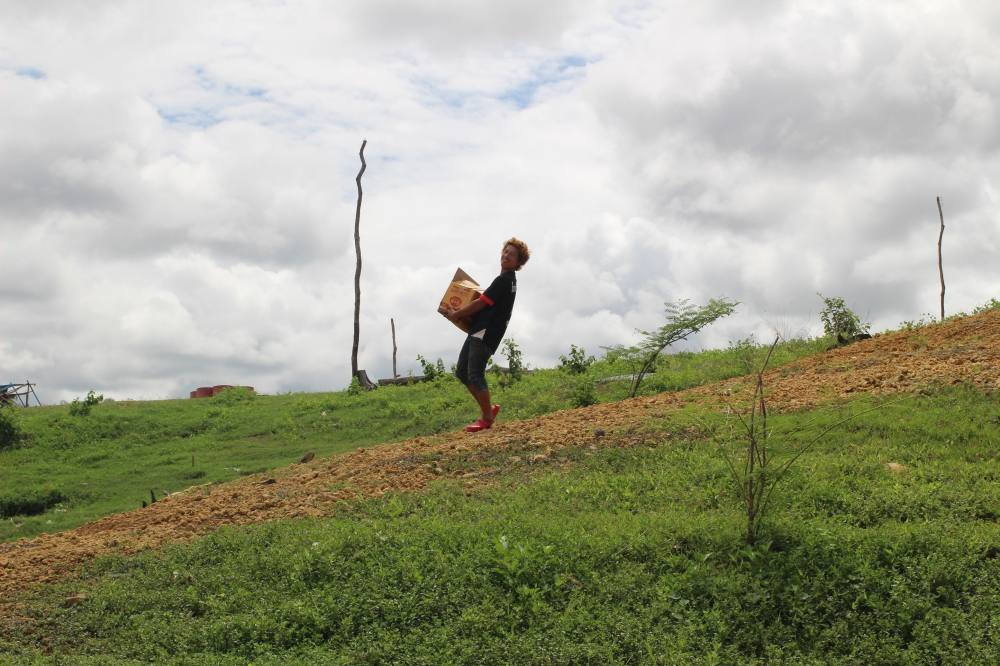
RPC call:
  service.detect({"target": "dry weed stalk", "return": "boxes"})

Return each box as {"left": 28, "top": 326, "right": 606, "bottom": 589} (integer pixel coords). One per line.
{"left": 717, "top": 336, "right": 900, "bottom": 546}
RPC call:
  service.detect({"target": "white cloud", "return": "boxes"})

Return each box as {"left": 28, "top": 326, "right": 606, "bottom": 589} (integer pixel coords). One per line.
{"left": 1, "top": 1, "right": 999, "bottom": 402}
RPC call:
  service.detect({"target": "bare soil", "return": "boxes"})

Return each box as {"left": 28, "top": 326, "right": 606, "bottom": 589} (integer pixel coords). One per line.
{"left": 2, "top": 310, "right": 998, "bottom": 618}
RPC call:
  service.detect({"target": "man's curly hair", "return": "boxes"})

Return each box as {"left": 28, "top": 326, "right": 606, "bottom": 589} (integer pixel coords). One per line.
{"left": 504, "top": 237, "right": 530, "bottom": 270}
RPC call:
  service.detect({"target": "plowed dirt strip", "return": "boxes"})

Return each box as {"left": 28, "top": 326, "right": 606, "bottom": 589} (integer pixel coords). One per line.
{"left": 2, "top": 311, "right": 998, "bottom": 609}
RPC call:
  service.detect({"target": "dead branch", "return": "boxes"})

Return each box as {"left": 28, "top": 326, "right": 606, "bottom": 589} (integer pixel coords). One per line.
{"left": 937, "top": 196, "right": 945, "bottom": 322}
{"left": 351, "top": 139, "right": 367, "bottom": 380}
{"left": 391, "top": 318, "right": 399, "bottom": 378}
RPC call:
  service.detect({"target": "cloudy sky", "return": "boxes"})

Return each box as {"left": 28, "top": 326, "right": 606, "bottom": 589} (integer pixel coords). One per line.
{"left": 2, "top": 0, "right": 998, "bottom": 402}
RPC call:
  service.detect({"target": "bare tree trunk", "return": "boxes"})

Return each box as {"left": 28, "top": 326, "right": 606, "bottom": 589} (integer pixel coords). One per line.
{"left": 936, "top": 196, "right": 946, "bottom": 322}
{"left": 351, "top": 139, "right": 367, "bottom": 379}
{"left": 391, "top": 317, "right": 398, "bottom": 378}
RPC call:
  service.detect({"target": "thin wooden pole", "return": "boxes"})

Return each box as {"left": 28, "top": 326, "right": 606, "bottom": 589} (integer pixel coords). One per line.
{"left": 391, "top": 318, "right": 398, "bottom": 378}
{"left": 936, "top": 196, "right": 946, "bottom": 322}
{"left": 351, "top": 139, "right": 367, "bottom": 379}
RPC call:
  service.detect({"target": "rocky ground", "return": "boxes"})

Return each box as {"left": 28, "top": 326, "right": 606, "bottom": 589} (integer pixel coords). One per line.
{"left": 2, "top": 310, "right": 998, "bottom": 620}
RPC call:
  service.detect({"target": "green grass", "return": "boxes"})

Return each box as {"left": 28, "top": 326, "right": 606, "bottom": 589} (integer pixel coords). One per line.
{"left": 2, "top": 385, "right": 998, "bottom": 663}
{"left": 0, "top": 337, "right": 828, "bottom": 542}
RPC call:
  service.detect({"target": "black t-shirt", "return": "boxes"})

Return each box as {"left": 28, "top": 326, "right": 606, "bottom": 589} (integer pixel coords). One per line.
{"left": 469, "top": 270, "right": 517, "bottom": 354}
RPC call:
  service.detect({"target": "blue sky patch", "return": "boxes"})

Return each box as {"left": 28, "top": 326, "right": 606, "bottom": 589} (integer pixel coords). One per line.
{"left": 154, "top": 67, "right": 272, "bottom": 128}
{"left": 414, "top": 77, "right": 469, "bottom": 109}
{"left": 194, "top": 65, "right": 268, "bottom": 99}
{"left": 500, "top": 54, "right": 590, "bottom": 109}
{"left": 156, "top": 106, "right": 222, "bottom": 129}
{"left": 415, "top": 53, "right": 592, "bottom": 112}
{"left": 16, "top": 66, "right": 46, "bottom": 80}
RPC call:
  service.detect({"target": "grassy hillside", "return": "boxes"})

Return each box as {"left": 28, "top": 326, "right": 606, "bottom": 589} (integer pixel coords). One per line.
{"left": 2, "top": 384, "right": 998, "bottom": 663}
{"left": 2, "top": 312, "right": 999, "bottom": 663}
{"left": 0, "top": 337, "right": 826, "bottom": 542}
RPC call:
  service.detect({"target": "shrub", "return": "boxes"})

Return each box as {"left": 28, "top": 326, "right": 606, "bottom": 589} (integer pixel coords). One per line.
{"left": 606, "top": 298, "right": 739, "bottom": 397}
{"left": 558, "top": 345, "right": 596, "bottom": 374}
{"left": 0, "top": 488, "right": 68, "bottom": 519}
{"left": 818, "top": 294, "right": 869, "bottom": 339}
{"left": 727, "top": 335, "right": 760, "bottom": 375}
{"left": 210, "top": 386, "right": 256, "bottom": 404}
{"left": 498, "top": 339, "right": 525, "bottom": 387}
{"left": 570, "top": 378, "right": 597, "bottom": 407}
{"left": 0, "top": 406, "right": 24, "bottom": 451}
{"left": 69, "top": 390, "right": 104, "bottom": 417}
{"left": 900, "top": 299, "right": 999, "bottom": 329}
{"left": 899, "top": 313, "right": 937, "bottom": 331}
{"left": 416, "top": 355, "right": 446, "bottom": 381}
{"left": 972, "top": 297, "right": 1000, "bottom": 315}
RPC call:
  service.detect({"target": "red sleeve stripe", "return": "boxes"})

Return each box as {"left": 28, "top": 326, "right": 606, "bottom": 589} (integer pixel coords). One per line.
{"left": 479, "top": 293, "right": 495, "bottom": 306}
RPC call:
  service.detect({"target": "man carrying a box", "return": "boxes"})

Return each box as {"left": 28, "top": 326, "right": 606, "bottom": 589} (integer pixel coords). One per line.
{"left": 444, "top": 237, "right": 530, "bottom": 433}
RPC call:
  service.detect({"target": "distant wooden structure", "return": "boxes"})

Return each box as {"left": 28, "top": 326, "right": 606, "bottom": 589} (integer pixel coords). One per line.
{"left": 0, "top": 382, "right": 42, "bottom": 407}
{"left": 189, "top": 385, "right": 255, "bottom": 399}
{"left": 377, "top": 375, "right": 428, "bottom": 387}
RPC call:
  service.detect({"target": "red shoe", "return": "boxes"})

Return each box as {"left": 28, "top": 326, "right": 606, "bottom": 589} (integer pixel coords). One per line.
{"left": 464, "top": 418, "right": 493, "bottom": 433}
{"left": 465, "top": 406, "right": 500, "bottom": 433}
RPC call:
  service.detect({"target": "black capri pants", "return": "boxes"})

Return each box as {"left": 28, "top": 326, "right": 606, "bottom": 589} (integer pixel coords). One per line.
{"left": 455, "top": 335, "right": 490, "bottom": 391}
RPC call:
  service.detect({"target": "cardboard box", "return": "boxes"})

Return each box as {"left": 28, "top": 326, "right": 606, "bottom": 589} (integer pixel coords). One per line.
{"left": 438, "top": 267, "right": 481, "bottom": 333}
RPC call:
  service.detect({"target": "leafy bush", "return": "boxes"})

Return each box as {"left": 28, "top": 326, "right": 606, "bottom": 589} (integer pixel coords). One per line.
{"left": 972, "top": 297, "right": 1000, "bottom": 314}
{"left": 346, "top": 376, "right": 363, "bottom": 396}
{"left": 497, "top": 338, "right": 525, "bottom": 387}
{"left": 0, "top": 488, "right": 67, "bottom": 519}
{"left": 898, "top": 313, "right": 937, "bottom": 331}
{"left": 210, "top": 386, "right": 256, "bottom": 404}
{"left": 558, "top": 345, "right": 595, "bottom": 374}
{"left": 416, "top": 355, "right": 446, "bottom": 381}
{"left": 0, "top": 406, "right": 24, "bottom": 451}
{"left": 818, "top": 294, "right": 870, "bottom": 339}
{"left": 900, "top": 298, "right": 999, "bottom": 330}
{"left": 727, "top": 335, "right": 760, "bottom": 375}
{"left": 570, "top": 378, "right": 597, "bottom": 407}
{"left": 69, "top": 390, "right": 104, "bottom": 417}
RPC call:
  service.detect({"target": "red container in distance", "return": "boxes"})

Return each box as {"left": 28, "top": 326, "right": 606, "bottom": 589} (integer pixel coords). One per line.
{"left": 190, "top": 385, "right": 255, "bottom": 398}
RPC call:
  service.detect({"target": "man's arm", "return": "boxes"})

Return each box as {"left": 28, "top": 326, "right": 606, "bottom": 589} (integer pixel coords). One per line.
{"left": 447, "top": 297, "right": 488, "bottom": 322}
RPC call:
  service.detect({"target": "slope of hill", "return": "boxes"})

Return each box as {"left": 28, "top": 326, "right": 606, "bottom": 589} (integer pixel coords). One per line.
{"left": 2, "top": 309, "right": 998, "bottom": 615}
{"left": 0, "top": 336, "right": 829, "bottom": 545}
